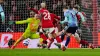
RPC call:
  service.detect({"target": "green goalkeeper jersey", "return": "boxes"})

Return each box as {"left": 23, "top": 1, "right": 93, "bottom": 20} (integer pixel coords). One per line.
{"left": 15, "top": 17, "right": 40, "bottom": 33}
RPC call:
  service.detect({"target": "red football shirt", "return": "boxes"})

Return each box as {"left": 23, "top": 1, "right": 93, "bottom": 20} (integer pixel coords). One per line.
{"left": 30, "top": 8, "right": 54, "bottom": 28}
{"left": 39, "top": 8, "right": 54, "bottom": 28}
{"left": 50, "top": 13, "right": 60, "bottom": 27}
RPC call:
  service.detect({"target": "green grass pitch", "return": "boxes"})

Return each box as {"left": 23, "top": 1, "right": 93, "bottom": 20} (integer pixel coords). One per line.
{"left": 0, "top": 48, "right": 100, "bottom": 56}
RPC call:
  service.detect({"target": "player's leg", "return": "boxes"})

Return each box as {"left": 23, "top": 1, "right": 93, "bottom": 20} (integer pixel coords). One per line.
{"left": 74, "top": 29, "right": 89, "bottom": 45}
{"left": 11, "top": 31, "right": 30, "bottom": 49}
{"left": 66, "top": 26, "right": 93, "bottom": 48}
{"left": 74, "top": 32, "right": 89, "bottom": 45}
{"left": 37, "top": 38, "right": 47, "bottom": 48}
{"left": 55, "top": 33, "right": 72, "bottom": 51}
{"left": 40, "top": 28, "right": 48, "bottom": 40}
{"left": 39, "top": 28, "right": 56, "bottom": 49}
{"left": 54, "top": 26, "right": 68, "bottom": 49}
{"left": 61, "top": 33, "right": 65, "bottom": 41}
{"left": 39, "top": 32, "right": 48, "bottom": 43}
{"left": 45, "top": 28, "right": 56, "bottom": 49}
{"left": 11, "top": 36, "right": 25, "bottom": 49}
{"left": 37, "top": 28, "right": 48, "bottom": 47}
{"left": 56, "top": 26, "right": 68, "bottom": 41}
{"left": 37, "top": 28, "right": 50, "bottom": 49}
{"left": 30, "top": 33, "right": 40, "bottom": 39}
{"left": 61, "top": 27, "right": 78, "bottom": 51}
{"left": 31, "top": 32, "right": 48, "bottom": 48}
{"left": 39, "top": 38, "right": 44, "bottom": 44}
{"left": 74, "top": 33, "right": 81, "bottom": 43}
{"left": 38, "top": 33, "right": 48, "bottom": 48}
{"left": 46, "top": 33, "right": 54, "bottom": 49}
{"left": 52, "top": 27, "right": 62, "bottom": 43}
{"left": 60, "top": 26, "right": 69, "bottom": 41}
{"left": 39, "top": 28, "right": 48, "bottom": 41}
{"left": 74, "top": 32, "right": 94, "bottom": 49}
{"left": 65, "top": 33, "right": 71, "bottom": 47}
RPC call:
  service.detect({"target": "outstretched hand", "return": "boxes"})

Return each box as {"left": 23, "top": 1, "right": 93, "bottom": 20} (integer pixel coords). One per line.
{"left": 8, "top": 21, "right": 15, "bottom": 25}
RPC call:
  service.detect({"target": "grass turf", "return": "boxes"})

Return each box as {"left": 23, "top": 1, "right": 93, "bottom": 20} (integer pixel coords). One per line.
{"left": 0, "top": 48, "right": 100, "bottom": 56}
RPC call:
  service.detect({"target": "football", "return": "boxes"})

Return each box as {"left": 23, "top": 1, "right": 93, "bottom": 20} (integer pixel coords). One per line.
{"left": 23, "top": 40, "right": 30, "bottom": 46}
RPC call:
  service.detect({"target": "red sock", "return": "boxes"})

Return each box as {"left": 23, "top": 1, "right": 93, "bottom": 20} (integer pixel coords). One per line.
{"left": 48, "top": 38, "right": 54, "bottom": 42}
{"left": 55, "top": 36, "right": 62, "bottom": 43}
{"left": 47, "top": 38, "right": 54, "bottom": 48}
{"left": 40, "top": 33, "right": 48, "bottom": 41}
{"left": 80, "top": 40, "right": 89, "bottom": 46}
{"left": 42, "top": 40, "right": 47, "bottom": 44}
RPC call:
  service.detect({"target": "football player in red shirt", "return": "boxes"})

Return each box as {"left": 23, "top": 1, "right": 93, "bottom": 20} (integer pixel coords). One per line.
{"left": 29, "top": 3, "right": 61, "bottom": 49}
{"left": 49, "top": 10, "right": 62, "bottom": 43}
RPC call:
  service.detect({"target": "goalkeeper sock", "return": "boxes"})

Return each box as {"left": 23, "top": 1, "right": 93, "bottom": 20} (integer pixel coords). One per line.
{"left": 11, "top": 39, "right": 21, "bottom": 49}
{"left": 65, "top": 36, "right": 70, "bottom": 47}
{"left": 39, "top": 38, "right": 44, "bottom": 44}
{"left": 13, "top": 38, "right": 22, "bottom": 46}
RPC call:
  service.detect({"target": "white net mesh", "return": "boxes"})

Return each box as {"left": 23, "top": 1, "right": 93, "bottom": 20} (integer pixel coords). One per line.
{"left": 81, "top": 0, "right": 99, "bottom": 47}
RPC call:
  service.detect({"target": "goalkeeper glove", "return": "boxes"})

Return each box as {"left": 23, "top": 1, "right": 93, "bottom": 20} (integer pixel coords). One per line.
{"left": 8, "top": 21, "right": 15, "bottom": 25}
{"left": 60, "top": 21, "right": 63, "bottom": 24}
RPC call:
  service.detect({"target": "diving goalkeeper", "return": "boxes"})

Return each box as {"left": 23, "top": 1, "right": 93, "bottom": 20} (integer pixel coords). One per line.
{"left": 11, "top": 11, "right": 40, "bottom": 49}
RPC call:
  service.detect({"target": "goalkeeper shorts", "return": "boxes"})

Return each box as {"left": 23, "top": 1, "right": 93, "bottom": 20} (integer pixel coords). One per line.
{"left": 22, "top": 30, "right": 40, "bottom": 39}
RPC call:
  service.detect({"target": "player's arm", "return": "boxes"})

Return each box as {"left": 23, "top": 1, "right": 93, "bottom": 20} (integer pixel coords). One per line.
{"left": 15, "top": 19, "right": 30, "bottom": 24}
{"left": 78, "top": 12, "right": 85, "bottom": 22}
{"left": 53, "top": 14, "right": 61, "bottom": 22}
{"left": 30, "top": 8, "right": 39, "bottom": 14}
{"left": 78, "top": 12, "right": 88, "bottom": 27}
{"left": 8, "top": 19, "right": 29, "bottom": 25}
{"left": 54, "top": 14, "right": 60, "bottom": 20}
{"left": 60, "top": 12, "right": 69, "bottom": 24}
{"left": 60, "top": 16, "right": 68, "bottom": 24}
{"left": 34, "top": 14, "right": 41, "bottom": 26}
{"left": 37, "top": 19, "right": 40, "bottom": 24}
{"left": 78, "top": 12, "right": 87, "bottom": 26}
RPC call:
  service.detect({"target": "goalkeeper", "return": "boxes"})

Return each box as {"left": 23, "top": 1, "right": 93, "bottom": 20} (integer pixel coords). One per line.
{"left": 11, "top": 11, "right": 40, "bottom": 49}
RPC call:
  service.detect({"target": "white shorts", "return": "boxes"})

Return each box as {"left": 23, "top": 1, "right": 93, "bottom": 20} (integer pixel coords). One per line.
{"left": 43, "top": 27, "right": 55, "bottom": 34}
{"left": 54, "top": 27, "right": 58, "bottom": 33}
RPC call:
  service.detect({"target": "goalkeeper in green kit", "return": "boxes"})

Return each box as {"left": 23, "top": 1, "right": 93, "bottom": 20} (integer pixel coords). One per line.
{"left": 10, "top": 11, "right": 40, "bottom": 49}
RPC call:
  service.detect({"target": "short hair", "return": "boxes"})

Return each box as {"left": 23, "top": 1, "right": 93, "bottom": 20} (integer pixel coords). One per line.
{"left": 30, "top": 10, "right": 35, "bottom": 15}
{"left": 63, "top": 6, "right": 69, "bottom": 9}
{"left": 74, "top": 5, "right": 80, "bottom": 10}
{"left": 69, "top": 6, "right": 73, "bottom": 9}
{"left": 41, "top": 2, "right": 46, "bottom": 8}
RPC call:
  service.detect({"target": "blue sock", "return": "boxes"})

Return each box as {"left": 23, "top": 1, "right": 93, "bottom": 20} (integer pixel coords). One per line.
{"left": 65, "top": 36, "right": 70, "bottom": 47}
{"left": 61, "top": 33, "right": 65, "bottom": 41}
